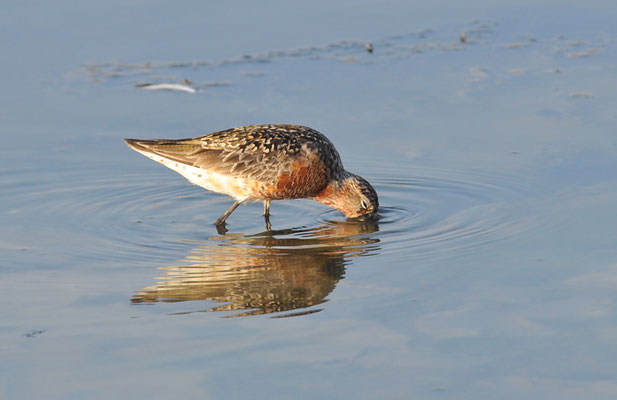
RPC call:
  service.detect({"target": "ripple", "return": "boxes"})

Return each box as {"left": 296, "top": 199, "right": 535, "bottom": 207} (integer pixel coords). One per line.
{"left": 3, "top": 165, "right": 204, "bottom": 265}
{"left": 363, "top": 164, "right": 547, "bottom": 260}
{"left": 121, "top": 159, "right": 549, "bottom": 316}
{"left": 3, "top": 156, "right": 549, "bottom": 268}
{"left": 2, "top": 155, "right": 562, "bottom": 317}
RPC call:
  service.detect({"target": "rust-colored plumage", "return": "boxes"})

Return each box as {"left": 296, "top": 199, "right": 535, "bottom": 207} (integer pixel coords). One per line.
{"left": 125, "top": 124, "right": 378, "bottom": 227}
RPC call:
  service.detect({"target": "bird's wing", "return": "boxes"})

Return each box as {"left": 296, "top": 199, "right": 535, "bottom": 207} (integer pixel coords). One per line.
{"left": 124, "top": 127, "right": 302, "bottom": 183}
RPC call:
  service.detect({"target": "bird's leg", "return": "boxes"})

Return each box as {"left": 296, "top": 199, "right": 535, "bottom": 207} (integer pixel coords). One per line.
{"left": 215, "top": 200, "right": 242, "bottom": 226}
{"left": 263, "top": 199, "right": 271, "bottom": 218}
{"left": 264, "top": 199, "right": 272, "bottom": 231}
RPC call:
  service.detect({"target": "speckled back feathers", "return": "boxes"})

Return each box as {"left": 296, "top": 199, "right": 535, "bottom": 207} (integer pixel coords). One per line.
{"left": 200, "top": 124, "right": 345, "bottom": 180}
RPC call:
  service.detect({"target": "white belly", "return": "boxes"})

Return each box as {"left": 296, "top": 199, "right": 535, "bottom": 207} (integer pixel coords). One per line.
{"left": 135, "top": 149, "right": 251, "bottom": 201}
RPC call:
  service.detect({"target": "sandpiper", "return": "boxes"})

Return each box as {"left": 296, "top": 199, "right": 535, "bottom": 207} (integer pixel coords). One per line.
{"left": 125, "top": 124, "right": 378, "bottom": 228}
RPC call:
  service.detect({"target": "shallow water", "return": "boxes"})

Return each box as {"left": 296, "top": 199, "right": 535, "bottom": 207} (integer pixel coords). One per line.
{"left": 2, "top": 1, "right": 617, "bottom": 399}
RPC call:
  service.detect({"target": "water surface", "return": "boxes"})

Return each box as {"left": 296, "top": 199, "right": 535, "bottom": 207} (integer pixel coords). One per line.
{"left": 2, "top": 1, "right": 617, "bottom": 399}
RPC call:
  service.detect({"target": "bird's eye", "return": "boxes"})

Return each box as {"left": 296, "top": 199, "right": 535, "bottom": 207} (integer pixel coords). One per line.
{"left": 361, "top": 199, "right": 369, "bottom": 209}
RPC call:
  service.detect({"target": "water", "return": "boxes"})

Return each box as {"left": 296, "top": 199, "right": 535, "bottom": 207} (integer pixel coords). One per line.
{"left": 2, "top": 1, "right": 617, "bottom": 399}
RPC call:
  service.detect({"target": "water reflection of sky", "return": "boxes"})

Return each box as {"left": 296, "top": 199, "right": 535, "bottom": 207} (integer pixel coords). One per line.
{"left": 2, "top": 1, "right": 617, "bottom": 399}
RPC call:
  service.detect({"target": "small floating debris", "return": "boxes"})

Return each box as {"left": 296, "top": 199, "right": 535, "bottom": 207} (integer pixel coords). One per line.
{"left": 508, "top": 68, "right": 525, "bottom": 75}
{"left": 199, "top": 81, "right": 231, "bottom": 88}
{"left": 547, "top": 68, "right": 562, "bottom": 73}
{"left": 567, "top": 41, "right": 585, "bottom": 47}
{"left": 168, "top": 61, "right": 198, "bottom": 68}
{"left": 136, "top": 81, "right": 196, "bottom": 93}
{"left": 568, "top": 91, "right": 592, "bottom": 98}
{"left": 567, "top": 48, "right": 600, "bottom": 58}
{"left": 24, "top": 330, "right": 45, "bottom": 338}
{"left": 498, "top": 42, "right": 527, "bottom": 49}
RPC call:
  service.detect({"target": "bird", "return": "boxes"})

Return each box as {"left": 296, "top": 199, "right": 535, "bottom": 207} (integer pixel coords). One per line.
{"left": 124, "top": 124, "right": 378, "bottom": 229}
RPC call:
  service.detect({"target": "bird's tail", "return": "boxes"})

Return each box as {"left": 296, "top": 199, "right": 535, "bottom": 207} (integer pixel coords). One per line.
{"left": 124, "top": 137, "right": 204, "bottom": 166}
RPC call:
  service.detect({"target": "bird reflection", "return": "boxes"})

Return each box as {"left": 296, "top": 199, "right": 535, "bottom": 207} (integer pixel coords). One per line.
{"left": 132, "top": 219, "right": 380, "bottom": 317}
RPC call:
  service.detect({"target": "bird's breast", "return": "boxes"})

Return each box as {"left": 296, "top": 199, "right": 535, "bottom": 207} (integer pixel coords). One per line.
{"left": 247, "top": 151, "right": 331, "bottom": 200}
